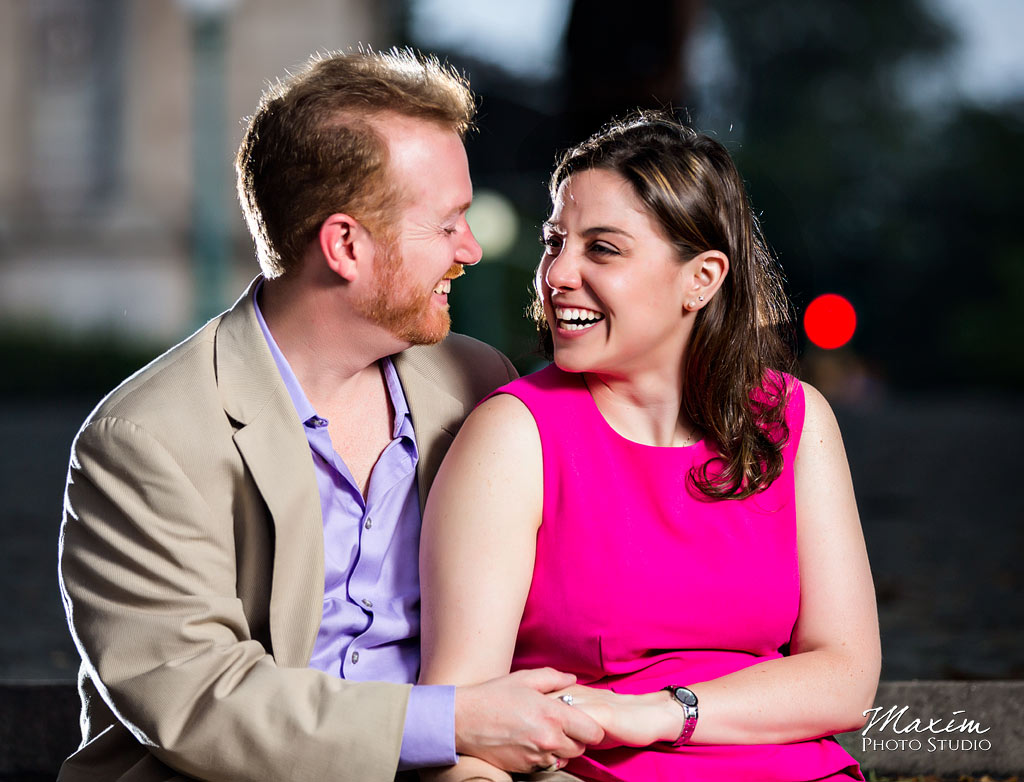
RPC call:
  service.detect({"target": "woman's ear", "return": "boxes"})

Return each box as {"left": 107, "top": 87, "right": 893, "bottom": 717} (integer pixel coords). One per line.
{"left": 683, "top": 250, "right": 729, "bottom": 312}
{"left": 318, "top": 213, "right": 375, "bottom": 283}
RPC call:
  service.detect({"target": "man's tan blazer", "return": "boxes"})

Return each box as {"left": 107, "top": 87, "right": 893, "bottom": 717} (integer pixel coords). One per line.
{"left": 57, "top": 281, "right": 518, "bottom": 781}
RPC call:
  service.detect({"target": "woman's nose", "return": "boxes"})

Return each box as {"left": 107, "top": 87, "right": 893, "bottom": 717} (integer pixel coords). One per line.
{"left": 544, "top": 247, "right": 581, "bottom": 291}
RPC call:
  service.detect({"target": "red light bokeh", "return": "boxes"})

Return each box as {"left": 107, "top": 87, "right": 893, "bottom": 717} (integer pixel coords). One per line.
{"left": 804, "top": 294, "right": 856, "bottom": 349}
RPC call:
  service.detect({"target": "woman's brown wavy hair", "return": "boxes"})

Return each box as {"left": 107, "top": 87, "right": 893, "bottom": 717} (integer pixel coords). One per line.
{"left": 532, "top": 111, "right": 796, "bottom": 500}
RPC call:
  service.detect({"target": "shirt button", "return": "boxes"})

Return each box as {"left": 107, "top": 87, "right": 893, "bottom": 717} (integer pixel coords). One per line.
{"left": 361, "top": 598, "right": 373, "bottom": 609}
{"left": 351, "top": 650, "right": 359, "bottom": 664}
{"left": 364, "top": 517, "right": 373, "bottom": 530}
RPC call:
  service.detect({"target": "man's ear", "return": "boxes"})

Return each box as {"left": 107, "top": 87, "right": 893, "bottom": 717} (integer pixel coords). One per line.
{"left": 683, "top": 250, "right": 729, "bottom": 312}
{"left": 318, "top": 213, "right": 375, "bottom": 283}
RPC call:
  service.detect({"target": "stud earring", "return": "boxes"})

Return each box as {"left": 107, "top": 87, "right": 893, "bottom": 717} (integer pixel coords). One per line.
{"left": 686, "top": 301, "right": 696, "bottom": 310}
{"left": 698, "top": 295, "right": 704, "bottom": 302}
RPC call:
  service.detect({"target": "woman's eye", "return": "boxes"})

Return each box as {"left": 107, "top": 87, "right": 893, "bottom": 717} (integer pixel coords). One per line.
{"left": 540, "top": 234, "right": 563, "bottom": 251}
{"left": 590, "top": 242, "right": 618, "bottom": 256}
{"left": 443, "top": 226, "right": 457, "bottom": 236}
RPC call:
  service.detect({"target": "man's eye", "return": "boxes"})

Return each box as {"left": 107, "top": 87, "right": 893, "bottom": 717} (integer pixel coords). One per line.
{"left": 443, "top": 226, "right": 457, "bottom": 236}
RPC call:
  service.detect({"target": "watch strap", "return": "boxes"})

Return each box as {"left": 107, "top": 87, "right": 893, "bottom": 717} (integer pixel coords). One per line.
{"left": 662, "top": 685, "right": 698, "bottom": 747}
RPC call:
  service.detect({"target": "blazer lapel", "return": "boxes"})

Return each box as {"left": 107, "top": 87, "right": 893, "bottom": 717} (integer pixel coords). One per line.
{"left": 215, "top": 281, "right": 324, "bottom": 668}
{"left": 393, "top": 347, "right": 467, "bottom": 516}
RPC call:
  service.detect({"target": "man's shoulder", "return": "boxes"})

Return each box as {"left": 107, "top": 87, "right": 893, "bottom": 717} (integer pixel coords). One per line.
{"left": 422, "top": 331, "right": 513, "bottom": 367}
{"left": 394, "top": 332, "right": 517, "bottom": 403}
{"left": 83, "top": 317, "right": 223, "bottom": 431}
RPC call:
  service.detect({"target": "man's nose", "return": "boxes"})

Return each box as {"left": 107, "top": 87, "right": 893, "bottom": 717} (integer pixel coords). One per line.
{"left": 456, "top": 223, "right": 483, "bottom": 266}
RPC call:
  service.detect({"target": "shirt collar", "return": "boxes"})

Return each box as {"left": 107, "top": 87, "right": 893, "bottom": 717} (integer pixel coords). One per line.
{"left": 253, "top": 280, "right": 413, "bottom": 440}
{"left": 380, "top": 350, "right": 415, "bottom": 441}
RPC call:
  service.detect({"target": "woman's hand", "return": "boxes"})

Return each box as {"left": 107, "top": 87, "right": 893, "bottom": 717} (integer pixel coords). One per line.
{"left": 550, "top": 685, "right": 683, "bottom": 749}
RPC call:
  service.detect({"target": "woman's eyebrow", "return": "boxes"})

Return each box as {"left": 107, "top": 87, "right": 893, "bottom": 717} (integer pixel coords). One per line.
{"left": 582, "top": 225, "right": 635, "bottom": 239}
{"left": 543, "top": 221, "right": 634, "bottom": 239}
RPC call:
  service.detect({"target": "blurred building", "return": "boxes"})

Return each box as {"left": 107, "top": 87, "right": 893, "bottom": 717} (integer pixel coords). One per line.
{"left": 0, "top": 0, "right": 392, "bottom": 341}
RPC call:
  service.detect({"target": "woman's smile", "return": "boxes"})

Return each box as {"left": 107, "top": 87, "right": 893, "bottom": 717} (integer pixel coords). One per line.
{"left": 553, "top": 305, "right": 606, "bottom": 332}
{"left": 540, "top": 168, "right": 693, "bottom": 376}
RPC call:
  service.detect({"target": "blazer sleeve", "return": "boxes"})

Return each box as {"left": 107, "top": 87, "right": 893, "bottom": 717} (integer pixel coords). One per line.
{"left": 60, "top": 414, "right": 409, "bottom": 782}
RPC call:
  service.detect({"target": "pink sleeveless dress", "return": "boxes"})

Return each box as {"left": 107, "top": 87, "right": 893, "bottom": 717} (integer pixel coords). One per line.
{"left": 494, "top": 365, "right": 862, "bottom": 782}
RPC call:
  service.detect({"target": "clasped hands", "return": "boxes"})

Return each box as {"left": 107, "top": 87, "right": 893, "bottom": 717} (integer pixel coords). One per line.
{"left": 432, "top": 670, "right": 685, "bottom": 782}
{"left": 547, "top": 682, "right": 684, "bottom": 750}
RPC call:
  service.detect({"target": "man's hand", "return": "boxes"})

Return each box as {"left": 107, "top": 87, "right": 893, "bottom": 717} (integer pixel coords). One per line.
{"left": 453, "top": 668, "right": 604, "bottom": 772}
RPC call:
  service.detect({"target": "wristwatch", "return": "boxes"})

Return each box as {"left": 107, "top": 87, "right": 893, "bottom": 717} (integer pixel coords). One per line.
{"left": 662, "top": 685, "right": 699, "bottom": 746}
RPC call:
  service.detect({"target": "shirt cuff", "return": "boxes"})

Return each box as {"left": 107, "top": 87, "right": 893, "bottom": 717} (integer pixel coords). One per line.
{"left": 398, "top": 684, "right": 457, "bottom": 770}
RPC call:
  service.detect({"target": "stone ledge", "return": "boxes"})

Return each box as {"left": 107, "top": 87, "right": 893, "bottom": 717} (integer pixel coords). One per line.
{"left": 2, "top": 680, "right": 1021, "bottom": 776}
{"left": 837, "top": 680, "right": 1024, "bottom": 776}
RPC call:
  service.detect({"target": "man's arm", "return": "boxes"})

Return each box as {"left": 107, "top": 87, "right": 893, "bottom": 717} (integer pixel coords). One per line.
{"left": 60, "top": 415, "right": 408, "bottom": 782}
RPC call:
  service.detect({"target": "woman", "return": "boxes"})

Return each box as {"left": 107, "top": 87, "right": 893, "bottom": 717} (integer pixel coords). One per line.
{"left": 418, "top": 113, "right": 880, "bottom": 782}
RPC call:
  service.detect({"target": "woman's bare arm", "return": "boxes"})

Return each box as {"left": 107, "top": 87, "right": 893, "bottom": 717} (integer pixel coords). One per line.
{"left": 418, "top": 393, "right": 595, "bottom": 780}
{"left": 420, "top": 393, "right": 543, "bottom": 684}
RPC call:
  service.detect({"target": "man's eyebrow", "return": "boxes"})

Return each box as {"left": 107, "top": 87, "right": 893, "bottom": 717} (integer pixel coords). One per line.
{"left": 443, "top": 201, "right": 472, "bottom": 221}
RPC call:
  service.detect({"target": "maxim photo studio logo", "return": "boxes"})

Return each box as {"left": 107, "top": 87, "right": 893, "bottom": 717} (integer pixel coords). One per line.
{"left": 861, "top": 705, "right": 993, "bottom": 753}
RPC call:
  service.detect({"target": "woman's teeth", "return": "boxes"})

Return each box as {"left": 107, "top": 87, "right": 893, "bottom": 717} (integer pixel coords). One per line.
{"left": 555, "top": 307, "right": 605, "bottom": 331}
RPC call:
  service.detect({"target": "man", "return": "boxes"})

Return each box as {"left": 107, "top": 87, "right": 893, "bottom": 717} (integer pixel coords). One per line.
{"left": 57, "top": 49, "right": 600, "bottom": 781}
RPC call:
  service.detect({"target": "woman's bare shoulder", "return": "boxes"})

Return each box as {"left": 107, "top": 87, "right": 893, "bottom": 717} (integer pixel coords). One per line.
{"left": 797, "top": 380, "right": 843, "bottom": 447}
{"left": 456, "top": 392, "right": 542, "bottom": 451}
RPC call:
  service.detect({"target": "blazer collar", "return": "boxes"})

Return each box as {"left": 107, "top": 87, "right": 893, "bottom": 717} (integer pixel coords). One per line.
{"left": 214, "top": 278, "right": 325, "bottom": 667}
{"left": 392, "top": 346, "right": 466, "bottom": 516}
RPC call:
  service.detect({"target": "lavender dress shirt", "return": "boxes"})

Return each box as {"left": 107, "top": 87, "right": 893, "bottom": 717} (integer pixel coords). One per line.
{"left": 254, "top": 287, "right": 456, "bottom": 770}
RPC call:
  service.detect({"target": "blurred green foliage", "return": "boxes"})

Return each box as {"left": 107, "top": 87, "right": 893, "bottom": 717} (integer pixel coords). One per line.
{"left": 698, "top": 0, "right": 1024, "bottom": 389}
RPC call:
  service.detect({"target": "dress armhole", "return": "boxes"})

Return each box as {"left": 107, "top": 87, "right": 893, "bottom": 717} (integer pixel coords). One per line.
{"left": 784, "top": 377, "right": 807, "bottom": 458}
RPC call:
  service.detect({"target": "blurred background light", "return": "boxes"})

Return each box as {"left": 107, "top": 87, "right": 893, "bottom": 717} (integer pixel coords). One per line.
{"left": 176, "top": 0, "right": 239, "bottom": 19}
{"left": 927, "top": 0, "right": 1024, "bottom": 105}
{"left": 467, "top": 189, "right": 519, "bottom": 260}
{"left": 409, "top": 0, "right": 570, "bottom": 79}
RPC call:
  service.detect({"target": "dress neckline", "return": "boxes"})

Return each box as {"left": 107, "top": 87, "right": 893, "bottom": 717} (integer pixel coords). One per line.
{"left": 571, "top": 370, "right": 704, "bottom": 452}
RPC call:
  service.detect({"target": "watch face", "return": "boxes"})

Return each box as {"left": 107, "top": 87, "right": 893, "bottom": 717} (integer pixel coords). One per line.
{"left": 674, "top": 687, "right": 698, "bottom": 707}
